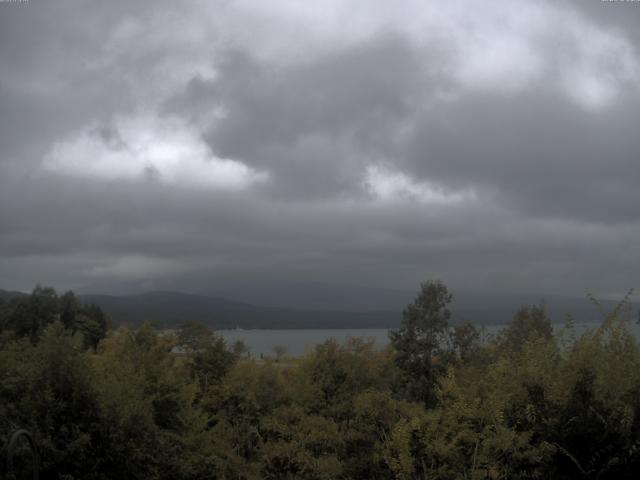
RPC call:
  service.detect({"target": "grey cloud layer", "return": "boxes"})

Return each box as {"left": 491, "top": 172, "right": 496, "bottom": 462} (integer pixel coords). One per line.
{"left": 1, "top": 0, "right": 639, "bottom": 301}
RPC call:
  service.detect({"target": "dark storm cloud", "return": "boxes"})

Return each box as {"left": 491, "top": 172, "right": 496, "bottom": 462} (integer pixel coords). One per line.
{"left": 166, "top": 34, "right": 438, "bottom": 199}
{"left": 0, "top": 0, "right": 639, "bottom": 302}
{"left": 568, "top": 0, "right": 640, "bottom": 44}
{"left": 401, "top": 92, "right": 640, "bottom": 222}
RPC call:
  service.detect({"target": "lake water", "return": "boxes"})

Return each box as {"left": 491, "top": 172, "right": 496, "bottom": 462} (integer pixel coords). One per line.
{"left": 218, "top": 321, "right": 640, "bottom": 357}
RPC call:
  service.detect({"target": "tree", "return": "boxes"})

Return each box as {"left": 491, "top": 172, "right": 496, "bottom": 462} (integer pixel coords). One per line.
{"left": 190, "top": 337, "right": 237, "bottom": 387}
{"left": 389, "top": 280, "right": 452, "bottom": 406}
{"left": 500, "top": 304, "right": 553, "bottom": 352}
{"left": 77, "top": 303, "right": 108, "bottom": 349}
{"left": 451, "top": 321, "right": 481, "bottom": 363}
{"left": 0, "top": 322, "right": 104, "bottom": 478}
{"left": 0, "top": 297, "right": 8, "bottom": 340}
{"left": 6, "top": 285, "right": 59, "bottom": 342}
{"left": 177, "top": 321, "right": 237, "bottom": 387}
{"left": 59, "top": 290, "right": 79, "bottom": 330}
{"left": 177, "top": 320, "right": 214, "bottom": 353}
{"left": 273, "top": 345, "right": 287, "bottom": 361}
{"left": 232, "top": 339, "right": 249, "bottom": 357}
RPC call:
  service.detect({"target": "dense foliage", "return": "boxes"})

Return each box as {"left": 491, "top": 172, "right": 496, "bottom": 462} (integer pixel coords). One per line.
{"left": 1, "top": 282, "right": 639, "bottom": 479}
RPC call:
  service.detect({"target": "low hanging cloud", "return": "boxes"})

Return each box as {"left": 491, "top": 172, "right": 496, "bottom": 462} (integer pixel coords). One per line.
{"left": 86, "top": 254, "right": 194, "bottom": 279}
{"left": 364, "top": 165, "right": 476, "bottom": 205}
{"left": 43, "top": 115, "right": 267, "bottom": 190}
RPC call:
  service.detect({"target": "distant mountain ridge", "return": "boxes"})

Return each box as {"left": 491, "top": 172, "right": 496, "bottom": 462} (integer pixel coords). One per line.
{"left": 0, "top": 289, "right": 27, "bottom": 302}
{"left": 78, "top": 291, "right": 401, "bottom": 329}
{"left": 1, "top": 288, "right": 637, "bottom": 329}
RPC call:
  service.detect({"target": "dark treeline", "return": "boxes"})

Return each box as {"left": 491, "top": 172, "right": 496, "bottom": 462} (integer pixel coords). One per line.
{"left": 1, "top": 281, "right": 639, "bottom": 479}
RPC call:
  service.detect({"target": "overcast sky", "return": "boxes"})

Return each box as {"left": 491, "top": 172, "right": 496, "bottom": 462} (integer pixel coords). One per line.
{"left": 1, "top": 0, "right": 639, "bottom": 303}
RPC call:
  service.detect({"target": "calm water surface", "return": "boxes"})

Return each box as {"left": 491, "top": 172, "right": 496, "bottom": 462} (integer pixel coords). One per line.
{"left": 218, "top": 321, "right": 640, "bottom": 357}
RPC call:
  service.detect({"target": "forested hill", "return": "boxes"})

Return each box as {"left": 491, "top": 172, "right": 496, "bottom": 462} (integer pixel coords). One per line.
{"left": 1, "top": 288, "right": 636, "bottom": 329}
{"left": 0, "top": 289, "right": 398, "bottom": 329}
{"left": 76, "top": 291, "right": 401, "bottom": 329}
{"left": 0, "top": 289, "right": 26, "bottom": 302}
